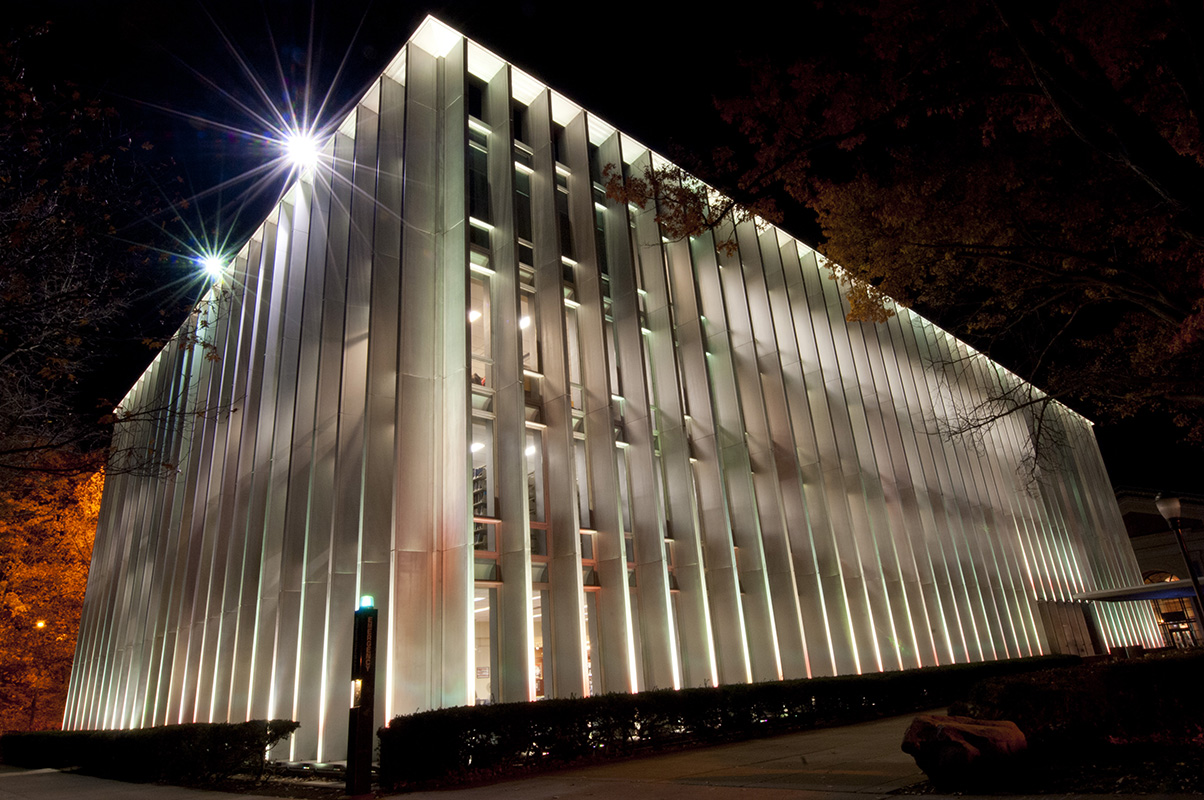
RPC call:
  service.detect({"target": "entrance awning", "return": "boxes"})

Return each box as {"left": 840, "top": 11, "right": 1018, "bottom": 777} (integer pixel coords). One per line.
{"left": 1073, "top": 579, "right": 1199, "bottom": 602}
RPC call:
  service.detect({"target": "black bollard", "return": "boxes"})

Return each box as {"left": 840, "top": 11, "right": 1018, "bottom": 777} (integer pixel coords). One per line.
{"left": 347, "top": 596, "right": 377, "bottom": 796}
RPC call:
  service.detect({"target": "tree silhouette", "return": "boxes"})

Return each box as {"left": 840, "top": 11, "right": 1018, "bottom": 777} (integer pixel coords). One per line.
{"left": 611, "top": 0, "right": 1204, "bottom": 468}
{"left": 0, "top": 26, "right": 189, "bottom": 482}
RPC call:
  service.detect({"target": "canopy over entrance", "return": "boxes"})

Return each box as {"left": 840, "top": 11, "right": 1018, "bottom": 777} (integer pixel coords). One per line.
{"left": 1073, "top": 579, "right": 1198, "bottom": 602}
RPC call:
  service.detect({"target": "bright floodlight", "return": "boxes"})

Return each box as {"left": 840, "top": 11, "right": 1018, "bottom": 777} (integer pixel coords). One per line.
{"left": 199, "top": 254, "right": 225, "bottom": 280}
{"left": 283, "top": 130, "right": 320, "bottom": 172}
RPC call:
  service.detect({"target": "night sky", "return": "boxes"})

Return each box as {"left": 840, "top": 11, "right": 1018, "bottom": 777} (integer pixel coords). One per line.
{"left": 11, "top": 0, "right": 1204, "bottom": 494}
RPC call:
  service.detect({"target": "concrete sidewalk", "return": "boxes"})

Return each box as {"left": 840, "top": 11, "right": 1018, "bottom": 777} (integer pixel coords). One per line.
{"left": 2, "top": 711, "right": 1195, "bottom": 800}
{"left": 401, "top": 711, "right": 926, "bottom": 800}
{"left": 0, "top": 766, "right": 284, "bottom": 799}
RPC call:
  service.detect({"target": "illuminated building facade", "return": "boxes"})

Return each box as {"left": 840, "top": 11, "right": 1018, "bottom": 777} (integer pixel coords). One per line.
{"left": 66, "top": 17, "right": 1160, "bottom": 760}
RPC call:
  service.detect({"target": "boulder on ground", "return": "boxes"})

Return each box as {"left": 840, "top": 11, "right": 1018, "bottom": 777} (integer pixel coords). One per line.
{"left": 902, "top": 713, "right": 1027, "bottom": 789}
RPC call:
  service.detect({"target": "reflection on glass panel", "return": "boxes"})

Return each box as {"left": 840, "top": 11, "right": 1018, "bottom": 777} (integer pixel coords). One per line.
{"left": 470, "top": 276, "right": 491, "bottom": 360}
{"left": 534, "top": 589, "right": 551, "bottom": 699}
{"left": 556, "top": 187, "right": 573, "bottom": 259}
{"left": 654, "top": 451, "right": 670, "bottom": 524}
{"left": 472, "top": 420, "right": 496, "bottom": 522}
{"left": 523, "top": 374, "right": 541, "bottom": 406}
{"left": 514, "top": 139, "right": 533, "bottom": 166}
{"left": 467, "top": 76, "right": 485, "bottom": 120}
{"left": 526, "top": 431, "right": 545, "bottom": 523}
{"left": 474, "top": 587, "right": 498, "bottom": 705}
{"left": 469, "top": 144, "right": 490, "bottom": 223}
{"left": 565, "top": 309, "right": 581, "bottom": 386}
{"left": 616, "top": 447, "right": 632, "bottom": 532}
{"left": 552, "top": 123, "right": 567, "bottom": 165}
{"left": 565, "top": 303, "right": 580, "bottom": 409}
{"left": 514, "top": 169, "right": 533, "bottom": 241}
{"left": 594, "top": 205, "right": 608, "bottom": 275}
{"left": 605, "top": 319, "right": 620, "bottom": 395}
{"left": 470, "top": 223, "right": 491, "bottom": 250}
{"left": 584, "top": 591, "right": 599, "bottom": 696}
{"left": 628, "top": 586, "right": 642, "bottom": 691}
{"left": 574, "top": 438, "right": 590, "bottom": 526}
{"left": 520, "top": 294, "right": 538, "bottom": 372}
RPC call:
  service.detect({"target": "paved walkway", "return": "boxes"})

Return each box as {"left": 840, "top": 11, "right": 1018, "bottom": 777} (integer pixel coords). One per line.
{"left": 402, "top": 711, "right": 926, "bottom": 800}
{"left": 2, "top": 711, "right": 1195, "bottom": 800}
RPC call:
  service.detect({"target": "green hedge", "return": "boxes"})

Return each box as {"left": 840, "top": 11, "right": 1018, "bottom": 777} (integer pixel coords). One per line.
{"left": 379, "top": 655, "right": 1077, "bottom": 788}
{"left": 0, "top": 719, "right": 299, "bottom": 784}
{"left": 952, "top": 649, "right": 1204, "bottom": 748}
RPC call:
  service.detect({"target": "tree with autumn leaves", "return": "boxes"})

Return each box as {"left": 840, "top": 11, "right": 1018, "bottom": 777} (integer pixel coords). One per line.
{"left": 0, "top": 467, "right": 99, "bottom": 730}
{"left": 611, "top": 0, "right": 1204, "bottom": 465}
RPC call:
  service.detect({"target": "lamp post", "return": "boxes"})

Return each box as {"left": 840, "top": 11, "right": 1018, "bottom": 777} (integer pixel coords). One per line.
{"left": 1155, "top": 495, "right": 1204, "bottom": 643}
{"left": 347, "top": 595, "right": 378, "bottom": 797}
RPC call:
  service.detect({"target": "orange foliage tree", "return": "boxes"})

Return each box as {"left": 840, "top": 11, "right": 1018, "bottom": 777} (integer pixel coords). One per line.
{"left": 0, "top": 468, "right": 100, "bottom": 730}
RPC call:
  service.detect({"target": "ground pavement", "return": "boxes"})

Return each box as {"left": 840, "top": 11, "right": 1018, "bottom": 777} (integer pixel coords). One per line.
{"left": 0, "top": 711, "right": 1194, "bottom": 800}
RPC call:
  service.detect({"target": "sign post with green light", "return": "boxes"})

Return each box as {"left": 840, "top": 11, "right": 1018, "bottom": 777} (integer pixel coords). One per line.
{"left": 347, "top": 595, "right": 377, "bottom": 796}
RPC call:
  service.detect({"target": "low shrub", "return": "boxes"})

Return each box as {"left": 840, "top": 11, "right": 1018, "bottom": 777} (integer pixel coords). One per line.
{"left": 0, "top": 719, "right": 299, "bottom": 784}
{"left": 379, "top": 654, "right": 1076, "bottom": 788}
{"left": 952, "top": 649, "right": 1204, "bottom": 749}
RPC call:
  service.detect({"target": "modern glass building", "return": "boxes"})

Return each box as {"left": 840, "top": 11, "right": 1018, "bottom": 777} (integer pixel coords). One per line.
{"left": 66, "top": 17, "right": 1160, "bottom": 760}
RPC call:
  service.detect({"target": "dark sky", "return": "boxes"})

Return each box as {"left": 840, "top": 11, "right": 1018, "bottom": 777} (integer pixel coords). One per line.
{"left": 11, "top": 0, "right": 1204, "bottom": 494}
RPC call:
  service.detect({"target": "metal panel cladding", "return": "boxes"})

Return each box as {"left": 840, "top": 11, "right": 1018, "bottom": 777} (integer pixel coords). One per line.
{"left": 65, "top": 16, "right": 1162, "bottom": 761}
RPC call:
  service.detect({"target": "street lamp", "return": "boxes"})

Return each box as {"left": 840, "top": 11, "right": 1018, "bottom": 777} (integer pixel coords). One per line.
{"left": 1155, "top": 494, "right": 1204, "bottom": 642}
{"left": 347, "top": 595, "right": 377, "bottom": 797}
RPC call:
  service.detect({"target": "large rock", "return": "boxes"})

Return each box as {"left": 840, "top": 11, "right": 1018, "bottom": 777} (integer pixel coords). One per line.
{"left": 902, "top": 714, "right": 1027, "bottom": 789}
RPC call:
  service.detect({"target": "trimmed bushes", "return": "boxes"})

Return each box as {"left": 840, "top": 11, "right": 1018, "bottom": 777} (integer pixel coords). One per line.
{"left": 0, "top": 719, "right": 299, "bottom": 784}
{"left": 379, "top": 655, "right": 1078, "bottom": 788}
{"left": 952, "top": 649, "right": 1204, "bottom": 748}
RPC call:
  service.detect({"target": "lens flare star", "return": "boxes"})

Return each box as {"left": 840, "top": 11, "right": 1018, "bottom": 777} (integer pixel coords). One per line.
{"left": 283, "top": 129, "right": 322, "bottom": 172}
{"left": 199, "top": 253, "right": 226, "bottom": 280}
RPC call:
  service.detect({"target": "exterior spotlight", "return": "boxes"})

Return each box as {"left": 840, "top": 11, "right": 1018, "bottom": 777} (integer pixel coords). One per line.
{"left": 35, "top": 620, "right": 46, "bottom": 629}
{"left": 519, "top": 316, "right": 531, "bottom": 329}
{"left": 468, "top": 309, "right": 482, "bottom": 322}
{"left": 470, "top": 442, "right": 485, "bottom": 453}
{"left": 283, "top": 130, "right": 320, "bottom": 172}
{"left": 199, "top": 254, "right": 225, "bottom": 280}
